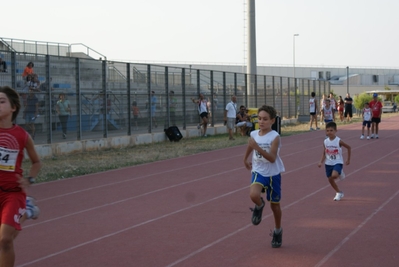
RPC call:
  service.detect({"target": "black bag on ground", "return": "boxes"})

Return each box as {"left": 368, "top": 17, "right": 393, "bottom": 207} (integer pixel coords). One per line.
{"left": 164, "top": 126, "right": 183, "bottom": 142}
{"left": 272, "top": 116, "right": 281, "bottom": 134}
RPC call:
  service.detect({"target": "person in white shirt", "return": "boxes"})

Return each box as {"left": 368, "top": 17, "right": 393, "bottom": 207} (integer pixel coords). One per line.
{"left": 309, "top": 92, "right": 319, "bottom": 131}
{"left": 191, "top": 93, "right": 208, "bottom": 137}
{"left": 224, "top": 95, "right": 237, "bottom": 140}
{"left": 318, "top": 122, "right": 351, "bottom": 201}
{"left": 360, "top": 102, "right": 372, "bottom": 139}
{"left": 243, "top": 105, "right": 285, "bottom": 248}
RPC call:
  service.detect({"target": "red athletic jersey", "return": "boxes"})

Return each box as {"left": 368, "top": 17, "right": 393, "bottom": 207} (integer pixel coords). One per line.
{"left": 0, "top": 125, "right": 28, "bottom": 190}
{"left": 369, "top": 100, "right": 383, "bottom": 118}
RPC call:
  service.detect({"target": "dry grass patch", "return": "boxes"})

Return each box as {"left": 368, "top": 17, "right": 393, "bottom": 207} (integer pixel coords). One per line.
{"left": 24, "top": 113, "right": 399, "bottom": 183}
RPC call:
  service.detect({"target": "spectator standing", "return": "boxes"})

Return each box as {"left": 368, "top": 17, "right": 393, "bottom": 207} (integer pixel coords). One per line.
{"left": 23, "top": 89, "right": 39, "bottom": 139}
{"left": 337, "top": 96, "right": 344, "bottom": 122}
{"left": 344, "top": 93, "right": 353, "bottom": 122}
{"left": 0, "top": 58, "right": 7, "bottom": 73}
{"left": 56, "top": 93, "right": 71, "bottom": 139}
{"left": 132, "top": 101, "right": 141, "bottom": 130}
{"left": 309, "top": 92, "right": 319, "bottom": 131}
{"left": 0, "top": 86, "right": 41, "bottom": 267}
{"left": 320, "top": 94, "right": 326, "bottom": 125}
{"left": 369, "top": 93, "right": 383, "bottom": 139}
{"left": 224, "top": 95, "right": 237, "bottom": 140}
{"left": 22, "top": 62, "right": 34, "bottom": 80}
{"left": 191, "top": 93, "right": 208, "bottom": 137}
{"left": 360, "top": 102, "right": 372, "bottom": 140}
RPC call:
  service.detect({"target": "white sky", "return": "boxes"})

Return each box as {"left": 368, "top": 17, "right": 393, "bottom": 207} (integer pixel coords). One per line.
{"left": 3, "top": 0, "right": 399, "bottom": 68}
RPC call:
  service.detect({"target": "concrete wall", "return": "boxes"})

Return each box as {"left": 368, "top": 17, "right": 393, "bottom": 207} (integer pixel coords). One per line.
{"left": 33, "top": 119, "right": 297, "bottom": 158}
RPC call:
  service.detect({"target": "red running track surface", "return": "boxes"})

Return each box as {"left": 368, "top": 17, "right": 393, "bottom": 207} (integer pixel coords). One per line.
{"left": 16, "top": 115, "right": 399, "bottom": 267}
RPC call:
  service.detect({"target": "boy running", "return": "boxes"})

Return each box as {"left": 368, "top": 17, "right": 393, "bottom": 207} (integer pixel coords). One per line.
{"left": 243, "top": 105, "right": 285, "bottom": 248}
{"left": 318, "top": 122, "right": 351, "bottom": 201}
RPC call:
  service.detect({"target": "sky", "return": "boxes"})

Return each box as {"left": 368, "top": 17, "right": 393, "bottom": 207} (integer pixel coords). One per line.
{"left": 3, "top": 0, "right": 399, "bottom": 68}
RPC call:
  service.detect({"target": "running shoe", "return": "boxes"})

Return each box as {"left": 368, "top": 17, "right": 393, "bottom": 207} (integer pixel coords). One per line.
{"left": 376, "top": 134, "right": 379, "bottom": 139}
{"left": 251, "top": 197, "right": 265, "bottom": 225}
{"left": 370, "top": 134, "right": 375, "bottom": 139}
{"left": 360, "top": 134, "right": 364, "bottom": 139}
{"left": 271, "top": 229, "right": 283, "bottom": 248}
{"left": 26, "top": 196, "right": 40, "bottom": 220}
{"left": 367, "top": 136, "right": 370, "bottom": 140}
{"left": 333, "top": 192, "right": 344, "bottom": 201}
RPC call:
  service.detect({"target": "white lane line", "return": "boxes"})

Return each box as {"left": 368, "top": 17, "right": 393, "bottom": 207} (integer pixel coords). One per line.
{"left": 163, "top": 148, "right": 399, "bottom": 267}
{"left": 314, "top": 189, "right": 399, "bottom": 267}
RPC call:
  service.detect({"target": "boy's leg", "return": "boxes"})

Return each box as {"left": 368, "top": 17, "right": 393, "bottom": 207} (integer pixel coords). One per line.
{"left": 270, "top": 203, "right": 283, "bottom": 248}
{"left": 270, "top": 203, "right": 282, "bottom": 229}
{"left": 328, "top": 170, "right": 341, "bottom": 192}
{"left": 0, "top": 224, "right": 17, "bottom": 267}
{"left": 249, "top": 184, "right": 264, "bottom": 225}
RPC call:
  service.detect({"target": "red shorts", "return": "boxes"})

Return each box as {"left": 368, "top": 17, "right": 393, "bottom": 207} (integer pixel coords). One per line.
{"left": 0, "top": 191, "right": 26, "bottom": 230}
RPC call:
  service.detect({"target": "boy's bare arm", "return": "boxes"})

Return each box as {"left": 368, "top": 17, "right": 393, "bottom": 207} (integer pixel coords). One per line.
{"left": 318, "top": 145, "right": 326, "bottom": 167}
{"left": 243, "top": 145, "right": 253, "bottom": 170}
{"left": 340, "top": 140, "right": 351, "bottom": 165}
{"left": 248, "top": 136, "right": 279, "bottom": 163}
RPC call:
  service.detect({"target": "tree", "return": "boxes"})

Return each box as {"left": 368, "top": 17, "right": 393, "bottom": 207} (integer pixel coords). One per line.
{"left": 354, "top": 93, "right": 373, "bottom": 110}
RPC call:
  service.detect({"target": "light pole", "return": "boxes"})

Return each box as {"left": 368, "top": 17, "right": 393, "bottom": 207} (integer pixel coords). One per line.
{"left": 293, "top": 34, "right": 299, "bottom": 79}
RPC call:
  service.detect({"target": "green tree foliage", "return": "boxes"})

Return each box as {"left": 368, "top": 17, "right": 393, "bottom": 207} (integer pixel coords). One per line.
{"left": 395, "top": 94, "right": 399, "bottom": 104}
{"left": 354, "top": 93, "right": 373, "bottom": 110}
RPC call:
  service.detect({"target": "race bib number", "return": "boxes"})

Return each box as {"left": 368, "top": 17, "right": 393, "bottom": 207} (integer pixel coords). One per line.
{"left": 254, "top": 144, "right": 271, "bottom": 163}
{"left": 0, "top": 147, "right": 18, "bottom": 172}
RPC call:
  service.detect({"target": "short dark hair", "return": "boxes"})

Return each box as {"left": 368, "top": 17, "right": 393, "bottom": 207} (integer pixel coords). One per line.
{"left": 326, "top": 121, "right": 337, "bottom": 130}
{"left": 0, "top": 86, "right": 21, "bottom": 121}
{"left": 258, "top": 105, "right": 277, "bottom": 119}
{"left": 311, "top": 92, "right": 316, "bottom": 97}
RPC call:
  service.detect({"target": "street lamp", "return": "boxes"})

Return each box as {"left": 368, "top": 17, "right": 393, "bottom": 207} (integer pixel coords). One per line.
{"left": 293, "top": 34, "right": 299, "bottom": 79}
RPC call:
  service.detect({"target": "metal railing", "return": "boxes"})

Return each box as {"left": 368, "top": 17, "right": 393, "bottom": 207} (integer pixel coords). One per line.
{"left": 0, "top": 50, "right": 330, "bottom": 145}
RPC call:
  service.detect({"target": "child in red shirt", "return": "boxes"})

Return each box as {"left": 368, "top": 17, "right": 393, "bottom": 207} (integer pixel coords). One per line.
{"left": 0, "top": 86, "right": 41, "bottom": 266}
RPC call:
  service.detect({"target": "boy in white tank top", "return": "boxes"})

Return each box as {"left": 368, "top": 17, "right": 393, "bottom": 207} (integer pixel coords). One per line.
{"left": 243, "top": 105, "right": 285, "bottom": 248}
{"left": 360, "top": 102, "right": 372, "bottom": 140}
{"left": 318, "top": 122, "right": 351, "bottom": 201}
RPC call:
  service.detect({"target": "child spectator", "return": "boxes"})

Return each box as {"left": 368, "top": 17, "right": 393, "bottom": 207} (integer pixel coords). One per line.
{"left": 22, "top": 62, "right": 34, "bottom": 80}
{"left": 243, "top": 105, "right": 285, "bottom": 248}
{"left": 318, "top": 121, "right": 351, "bottom": 201}
{"left": 360, "top": 102, "right": 372, "bottom": 140}
{"left": 0, "top": 86, "right": 41, "bottom": 266}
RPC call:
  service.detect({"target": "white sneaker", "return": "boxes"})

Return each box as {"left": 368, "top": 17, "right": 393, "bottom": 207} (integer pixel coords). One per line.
{"left": 367, "top": 136, "right": 370, "bottom": 140}
{"left": 334, "top": 192, "right": 344, "bottom": 201}
{"left": 26, "top": 196, "right": 40, "bottom": 220}
{"left": 339, "top": 170, "right": 346, "bottom": 180}
{"left": 376, "top": 134, "right": 379, "bottom": 139}
{"left": 360, "top": 135, "right": 364, "bottom": 139}
{"left": 370, "top": 134, "right": 375, "bottom": 139}
{"left": 310, "top": 127, "right": 314, "bottom": 131}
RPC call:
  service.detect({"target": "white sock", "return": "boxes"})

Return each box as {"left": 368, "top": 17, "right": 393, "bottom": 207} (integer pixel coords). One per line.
{"left": 274, "top": 228, "right": 282, "bottom": 234}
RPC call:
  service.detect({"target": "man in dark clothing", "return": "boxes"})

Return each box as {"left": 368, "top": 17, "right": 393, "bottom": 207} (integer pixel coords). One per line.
{"left": 344, "top": 93, "right": 353, "bottom": 122}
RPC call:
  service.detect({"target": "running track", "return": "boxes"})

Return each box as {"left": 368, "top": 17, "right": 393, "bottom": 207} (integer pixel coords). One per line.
{"left": 16, "top": 116, "right": 399, "bottom": 267}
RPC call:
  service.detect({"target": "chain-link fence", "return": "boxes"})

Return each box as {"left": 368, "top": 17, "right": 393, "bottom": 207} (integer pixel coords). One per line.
{"left": 0, "top": 50, "right": 330, "bottom": 145}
